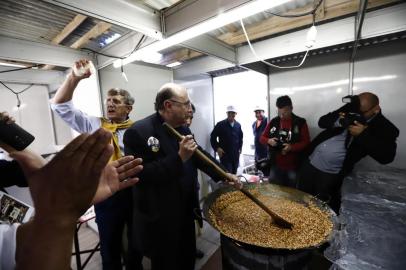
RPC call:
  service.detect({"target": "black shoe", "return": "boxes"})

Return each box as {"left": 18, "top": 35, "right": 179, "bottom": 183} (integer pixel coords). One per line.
{"left": 195, "top": 249, "right": 204, "bottom": 259}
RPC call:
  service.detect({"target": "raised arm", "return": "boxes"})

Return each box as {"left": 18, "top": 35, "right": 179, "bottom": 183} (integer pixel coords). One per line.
{"left": 52, "top": 59, "right": 91, "bottom": 104}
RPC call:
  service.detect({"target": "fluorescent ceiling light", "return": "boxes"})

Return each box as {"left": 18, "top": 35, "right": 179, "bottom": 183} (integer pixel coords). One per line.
{"left": 166, "top": 61, "right": 182, "bottom": 68}
{"left": 140, "top": 51, "right": 162, "bottom": 64}
{"left": 0, "top": 61, "right": 27, "bottom": 68}
{"left": 114, "top": 0, "right": 292, "bottom": 68}
{"left": 100, "top": 33, "right": 122, "bottom": 47}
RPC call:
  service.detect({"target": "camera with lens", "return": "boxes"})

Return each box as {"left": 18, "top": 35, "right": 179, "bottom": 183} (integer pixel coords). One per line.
{"left": 269, "top": 127, "right": 291, "bottom": 150}
{"left": 339, "top": 112, "right": 366, "bottom": 128}
{"left": 339, "top": 95, "right": 366, "bottom": 128}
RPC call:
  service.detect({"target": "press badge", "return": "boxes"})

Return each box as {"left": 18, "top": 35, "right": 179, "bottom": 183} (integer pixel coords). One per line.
{"left": 147, "top": 136, "right": 160, "bottom": 152}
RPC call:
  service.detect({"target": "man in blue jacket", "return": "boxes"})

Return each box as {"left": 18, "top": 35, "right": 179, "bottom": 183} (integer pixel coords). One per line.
{"left": 210, "top": 105, "right": 243, "bottom": 174}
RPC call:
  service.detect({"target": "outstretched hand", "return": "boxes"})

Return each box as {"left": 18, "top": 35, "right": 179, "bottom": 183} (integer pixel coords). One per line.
{"left": 93, "top": 156, "right": 143, "bottom": 204}
{"left": 11, "top": 128, "right": 113, "bottom": 224}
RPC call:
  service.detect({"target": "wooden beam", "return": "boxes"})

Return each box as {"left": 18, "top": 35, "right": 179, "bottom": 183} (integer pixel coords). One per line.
{"left": 216, "top": 0, "right": 400, "bottom": 46}
{"left": 160, "top": 48, "right": 202, "bottom": 65}
{"left": 70, "top": 21, "right": 112, "bottom": 49}
{"left": 315, "top": 0, "right": 326, "bottom": 20}
{"left": 43, "top": 14, "right": 88, "bottom": 70}
{"left": 51, "top": 14, "right": 87, "bottom": 45}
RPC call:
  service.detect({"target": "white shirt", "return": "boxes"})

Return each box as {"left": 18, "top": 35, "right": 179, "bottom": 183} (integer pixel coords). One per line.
{"left": 50, "top": 100, "right": 126, "bottom": 155}
{"left": 0, "top": 223, "right": 20, "bottom": 270}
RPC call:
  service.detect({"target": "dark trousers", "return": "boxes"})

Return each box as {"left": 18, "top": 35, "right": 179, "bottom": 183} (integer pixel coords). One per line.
{"left": 95, "top": 189, "right": 143, "bottom": 270}
{"left": 220, "top": 155, "right": 239, "bottom": 174}
{"left": 269, "top": 167, "right": 298, "bottom": 188}
{"left": 150, "top": 218, "right": 196, "bottom": 270}
{"left": 297, "top": 159, "right": 343, "bottom": 213}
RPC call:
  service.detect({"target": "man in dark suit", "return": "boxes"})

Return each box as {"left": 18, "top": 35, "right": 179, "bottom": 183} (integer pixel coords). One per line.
{"left": 210, "top": 105, "right": 243, "bottom": 174}
{"left": 124, "top": 83, "right": 240, "bottom": 270}
{"left": 298, "top": 92, "right": 399, "bottom": 212}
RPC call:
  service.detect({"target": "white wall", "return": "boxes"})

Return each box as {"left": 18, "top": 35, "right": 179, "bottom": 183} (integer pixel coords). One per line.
{"left": 0, "top": 83, "right": 55, "bottom": 154}
{"left": 99, "top": 63, "right": 173, "bottom": 120}
{"left": 176, "top": 75, "right": 215, "bottom": 154}
{"left": 0, "top": 83, "right": 56, "bottom": 207}
{"left": 268, "top": 39, "right": 406, "bottom": 169}
{"left": 175, "top": 75, "right": 216, "bottom": 199}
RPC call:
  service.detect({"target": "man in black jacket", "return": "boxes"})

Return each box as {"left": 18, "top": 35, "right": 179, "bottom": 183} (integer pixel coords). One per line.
{"left": 298, "top": 92, "right": 399, "bottom": 212}
{"left": 124, "top": 83, "right": 240, "bottom": 270}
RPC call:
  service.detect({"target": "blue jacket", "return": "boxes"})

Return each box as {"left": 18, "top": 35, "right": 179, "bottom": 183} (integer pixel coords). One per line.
{"left": 210, "top": 119, "right": 243, "bottom": 160}
{"left": 252, "top": 117, "right": 268, "bottom": 160}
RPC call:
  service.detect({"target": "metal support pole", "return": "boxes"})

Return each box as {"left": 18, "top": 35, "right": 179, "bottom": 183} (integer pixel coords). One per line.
{"left": 348, "top": 0, "right": 368, "bottom": 95}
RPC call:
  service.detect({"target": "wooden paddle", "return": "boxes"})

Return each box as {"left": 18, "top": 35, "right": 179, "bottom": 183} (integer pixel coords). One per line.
{"left": 163, "top": 122, "right": 293, "bottom": 229}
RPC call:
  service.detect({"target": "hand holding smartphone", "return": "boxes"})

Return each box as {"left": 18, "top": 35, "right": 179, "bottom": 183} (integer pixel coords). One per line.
{"left": 0, "top": 114, "right": 35, "bottom": 152}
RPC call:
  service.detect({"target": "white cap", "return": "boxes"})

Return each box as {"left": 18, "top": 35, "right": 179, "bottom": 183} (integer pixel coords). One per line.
{"left": 253, "top": 105, "right": 264, "bottom": 112}
{"left": 226, "top": 105, "right": 237, "bottom": 113}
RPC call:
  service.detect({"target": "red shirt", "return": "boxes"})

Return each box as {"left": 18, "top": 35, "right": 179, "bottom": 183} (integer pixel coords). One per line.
{"left": 260, "top": 117, "right": 310, "bottom": 170}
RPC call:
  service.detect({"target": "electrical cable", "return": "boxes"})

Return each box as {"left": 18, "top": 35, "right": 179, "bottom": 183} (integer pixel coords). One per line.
{"left": 239, "top": 0, "right": 325, "bottom": 69}
{"left": 0, "top": 81, "right": 34, "bottom": 95}
{"left": 0, "top": 81, "right": 35, "bottom": 108}
{"left": 0, "top": 65, "right": 38, "bottom": 74}
{"left": 240, "top": 19, "right": 310, "bottom": 69}
{"left": 80, "top": 34, "right": 147, "bottom": 60}
{"left": 80, "top": 48, "right": 125, "bottom": 59}
{"left": 265, "top": 0, "right": 324, "bottom": 18}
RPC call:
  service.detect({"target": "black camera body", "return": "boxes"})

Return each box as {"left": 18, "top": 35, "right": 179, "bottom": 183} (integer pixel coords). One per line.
{"left": 269, "top": 127, "right": 291, "bottom": 150}
{"left": 339, "top": 112, "right": 366, "bottom": 128}
{"left": 340, "top": 95, "right": 366, "bottom": 128}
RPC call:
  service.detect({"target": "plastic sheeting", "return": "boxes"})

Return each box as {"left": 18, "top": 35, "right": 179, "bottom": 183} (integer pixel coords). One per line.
{"left": 325, "top": 165, "right": 406, "bottom": 270}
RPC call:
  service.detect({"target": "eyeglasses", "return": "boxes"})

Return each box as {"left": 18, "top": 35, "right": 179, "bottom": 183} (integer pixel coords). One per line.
{"left": 169, "top": 99, "right": 191, "bottom": 107}
{"left": 105, "top": 97, "right": 128, "bottom": 106}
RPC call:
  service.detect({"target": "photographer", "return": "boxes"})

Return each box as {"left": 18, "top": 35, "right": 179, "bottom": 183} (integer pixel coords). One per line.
{"left": 298, "top": 92, "right": 399, "bottom": 213}
{"left": 260, "top": 96, "right": 310, "bottom": 187}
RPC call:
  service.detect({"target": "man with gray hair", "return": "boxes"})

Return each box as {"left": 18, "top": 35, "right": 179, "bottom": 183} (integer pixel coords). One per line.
{"left": 50, "top": 59, "right": 143, "bottom": 270}
{"left": 124, "top": 83, "right": 240, "bottom": 270}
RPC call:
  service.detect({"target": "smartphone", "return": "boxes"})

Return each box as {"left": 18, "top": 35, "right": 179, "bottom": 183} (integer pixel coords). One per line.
{"left": 0, "top": 191, "right": 34, "bottom": 224}
{"left": 0, "top": 120, "right": 35, "bottom": 151}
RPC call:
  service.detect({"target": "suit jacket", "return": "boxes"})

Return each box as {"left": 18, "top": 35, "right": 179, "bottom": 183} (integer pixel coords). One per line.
{"left": 0, "top": 160, "right": 27, "bottom": 191}
{"left": 307, "top": 105, "right": 399, "bottom": 176}
{"left": 210, "top": 119, "right": 243, "bottom": 161}
{"left": 124, "top": 113, "right": 225, "bottom": 267}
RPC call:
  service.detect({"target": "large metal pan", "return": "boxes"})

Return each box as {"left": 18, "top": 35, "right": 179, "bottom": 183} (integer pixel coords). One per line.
{"left": 203, "top": 182, "right": 338, "bottom": 252}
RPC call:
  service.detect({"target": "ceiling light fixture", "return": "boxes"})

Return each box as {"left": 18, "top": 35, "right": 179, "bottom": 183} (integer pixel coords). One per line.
{"left": 114, "top": 0, "right": 292, "bottom": 68}
{"left": 166, "top": 61, "right": 182, "bottom": 68}
{"left": 0, "top": 61, "right": 27, "bottom": 68}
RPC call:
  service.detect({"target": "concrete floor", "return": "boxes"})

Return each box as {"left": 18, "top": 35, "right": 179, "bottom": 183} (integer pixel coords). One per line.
{"left": 71, "top": 220, "right": 221, "bottom": 270}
